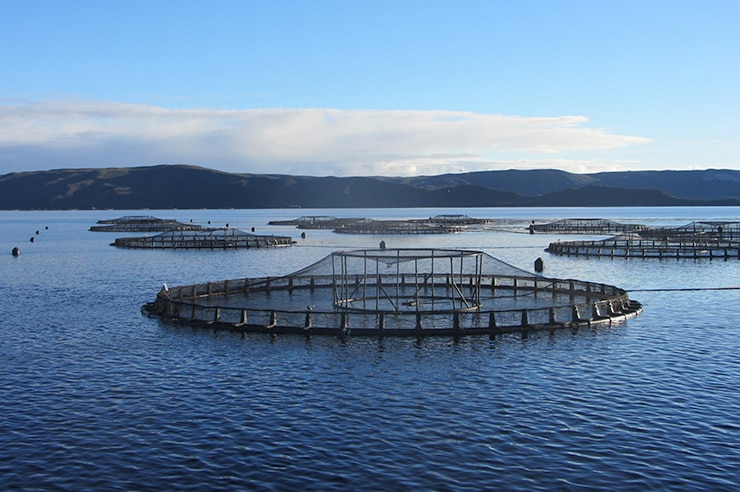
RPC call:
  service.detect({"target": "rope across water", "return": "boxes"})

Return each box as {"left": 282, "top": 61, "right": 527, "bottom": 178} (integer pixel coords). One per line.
{"left": 629, "top": 286, "right": 740, "bottom": 292}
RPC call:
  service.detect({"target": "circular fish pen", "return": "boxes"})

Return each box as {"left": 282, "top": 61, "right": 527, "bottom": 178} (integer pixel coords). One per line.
{"left": 546, "top": 222, "right": 740, "bottom": 260}
{"left": 90, "top": 215, "right": 202, "bottom": 232}
{"left": 113, "top": 228, "right": 293, "bottom": 249}
{"left": 529, "top": 218, "right": 646, "bottom": 235}
{"left": 142, "top": 248, "right": 642, "bottom": 336}
{"left": 334, "top": 220, "right": 462, "bottom": 234}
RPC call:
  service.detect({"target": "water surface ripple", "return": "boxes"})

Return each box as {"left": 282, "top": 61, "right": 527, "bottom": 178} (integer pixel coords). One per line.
{"left": 1, "top": 208, "right": 738, "bottom": 491}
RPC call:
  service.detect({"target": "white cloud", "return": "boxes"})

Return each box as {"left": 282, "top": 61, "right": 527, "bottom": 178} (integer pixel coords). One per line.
{"left": 0, "top": 99, "right": 652, "bottom": 175}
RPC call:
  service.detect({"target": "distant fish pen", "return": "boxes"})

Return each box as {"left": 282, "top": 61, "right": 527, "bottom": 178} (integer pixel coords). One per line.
{"left": 142, "top": 248, "right": 643, "bottom": 337}
{"left": 90, "top": 215, "right": 202, "bottom": 232}
{"left": 412, "top": 215, "right": 494, "bottom": 226}
{"left": 267, "top": 216, "right": 364, "bottom": 229}
{"left": 334, "top": 220, "right": 463, "bottom": 234}
{"left": 529, "top": 218, "right": 646, "bottom": 235}
{"left": 637, "top": 221, "right": 740, "bottom": 242}
{"left": 113, "top": 228, "right": 293, "bottom": 249}
{"left": 269, "top": 215, "right": 492, "bottom": 233}
{"left": 546, "top": 222, "right": 740, "bottom": 260}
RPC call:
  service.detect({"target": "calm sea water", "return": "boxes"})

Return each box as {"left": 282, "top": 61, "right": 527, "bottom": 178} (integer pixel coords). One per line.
{"left": 2, "top": 207, "right": 738, "bottom": 491}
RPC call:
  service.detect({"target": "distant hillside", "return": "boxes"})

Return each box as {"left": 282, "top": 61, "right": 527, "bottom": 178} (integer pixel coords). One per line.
{"left": 0, "top": 165, "right": 738, "bottom": 210}
{"left": 531, "top": 185, "right": 689, "bottom": 207}
{"left": 387, "top": 169, "right": 597, "bottom": 197}
{"left": 390, "top": 168, "right": 740, "bottom": 200}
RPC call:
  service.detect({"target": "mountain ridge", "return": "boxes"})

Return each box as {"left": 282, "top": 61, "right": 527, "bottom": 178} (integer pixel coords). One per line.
{"left": 1, "top": 165, "right": 738, "bottom": 209}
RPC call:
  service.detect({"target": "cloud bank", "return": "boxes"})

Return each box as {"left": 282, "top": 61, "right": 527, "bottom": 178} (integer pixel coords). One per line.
{"left": 0, "top": 100, "right": 651, "bottom": 176}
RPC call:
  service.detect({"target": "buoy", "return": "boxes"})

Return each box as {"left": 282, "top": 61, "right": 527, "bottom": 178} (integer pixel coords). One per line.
{"left": 379, "top": 240, "right": 386, "bottom": 250}
{"left": 29, "top": 237, "right": 35, "bottom": 243}
{"left": 534, "top": 257, "right": 544, "bottom": 272}
{"left": 36, "top": 230, "right": 40, "bottom": 235}
{"left": 251, "top": 227, "right": 255, "bottom": 232}
{"left": 12, "top": 247, "right": 20, "bottom": 256}
{"left": 301, "top": 232, "right": 306, "bottom": 239}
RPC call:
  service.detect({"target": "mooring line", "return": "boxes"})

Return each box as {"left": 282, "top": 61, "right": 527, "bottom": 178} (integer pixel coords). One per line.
{"left": 629, "top": 286, "right": 740, "bottom": 292}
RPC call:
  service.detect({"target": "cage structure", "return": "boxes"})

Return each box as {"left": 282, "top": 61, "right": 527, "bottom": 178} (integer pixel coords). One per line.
{"left": 267, "top": 216, "right": 365, "bottom": 229}
{"left": 334, "top": 220, "right": 463, "bottom": 234}
{"left": 113, "top": 228, "right": 293, "bottom": 249}
{"left": 637, "top": 221, "right": 740, "bottom": 242}
{"left": 143, "top": 248, "right": 642, "bottom": 337}
{"left": 546, "top": 221, "right": 740, "bottom": 260}
{"left": 90, "top": 215, "right": 202, "bottom": 232}
{"left": 269, "top": 215, "right": 492, "bottom": 234}
{"left": 416, "top": 215, "right": 494, "bottom": 226}
{"left": 529, "top": 218, "right": 646, "bottom": 235}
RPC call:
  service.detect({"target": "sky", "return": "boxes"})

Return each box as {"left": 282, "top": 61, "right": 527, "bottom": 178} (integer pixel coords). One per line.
{"left": 1, "top": 0, "right": 738, "bottom": 177}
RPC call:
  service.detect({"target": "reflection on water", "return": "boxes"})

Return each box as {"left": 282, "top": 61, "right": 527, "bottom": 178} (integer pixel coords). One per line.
{"left": 1, "top": 207, "right": 738, "bottom": 491}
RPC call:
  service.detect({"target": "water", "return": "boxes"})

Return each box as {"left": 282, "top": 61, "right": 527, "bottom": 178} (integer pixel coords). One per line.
{"left": 2, "top": 207, "right": 738, "bottom": 491}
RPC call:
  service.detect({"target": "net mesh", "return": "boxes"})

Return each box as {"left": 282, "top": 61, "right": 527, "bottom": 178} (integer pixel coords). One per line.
{"left": 143, "top": 248, "right": 641, "bottom": 335}
{"left": 290, "top": 248, "right": 535, "bottom": 279}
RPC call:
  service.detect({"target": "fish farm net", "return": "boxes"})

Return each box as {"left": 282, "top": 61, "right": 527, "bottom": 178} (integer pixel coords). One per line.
{"left": 546, "top": 222, "right": 740, "bottom": 260}
{"left": 113, "top": 228, "right": 293, "bottom": 249}
{"left": 90, "top": 215, "right": 202, "bottom": 232}
{"left": 143, "top": 248, "right": 642, "bottom": 336}
{"left": 529, "top": 218, "right": 646, "bottom": 235}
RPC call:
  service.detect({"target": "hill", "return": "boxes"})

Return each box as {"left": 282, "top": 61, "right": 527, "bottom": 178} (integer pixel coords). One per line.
{"left": 389, "top": 168, "right": 740, "bottom": 200}
{"left": 0, "top": 165, "right": 738, "bottom": 209}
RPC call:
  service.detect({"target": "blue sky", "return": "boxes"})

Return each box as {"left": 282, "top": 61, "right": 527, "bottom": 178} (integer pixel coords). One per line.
{"left": 1, "top": 0, "right": 738, "bottom": 176}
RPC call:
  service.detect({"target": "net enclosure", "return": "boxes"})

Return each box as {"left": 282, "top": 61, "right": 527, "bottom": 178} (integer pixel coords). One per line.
{"left": 268, "top": 215, "right": 493, "bottom": 234}
{"left": 143, "top": 248, "right": 642, "bottom": 336}
{"left": 529, "top": 218, "right": 646, "bottom": 235}
{"left": 546, "top": 221, "right": 740, "bottom": 259}
{"left": 113, "top": 228, "right": 293, "bottom": 249}
{"left": 90, "top": 215, "right": 202, "bottom": 232}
